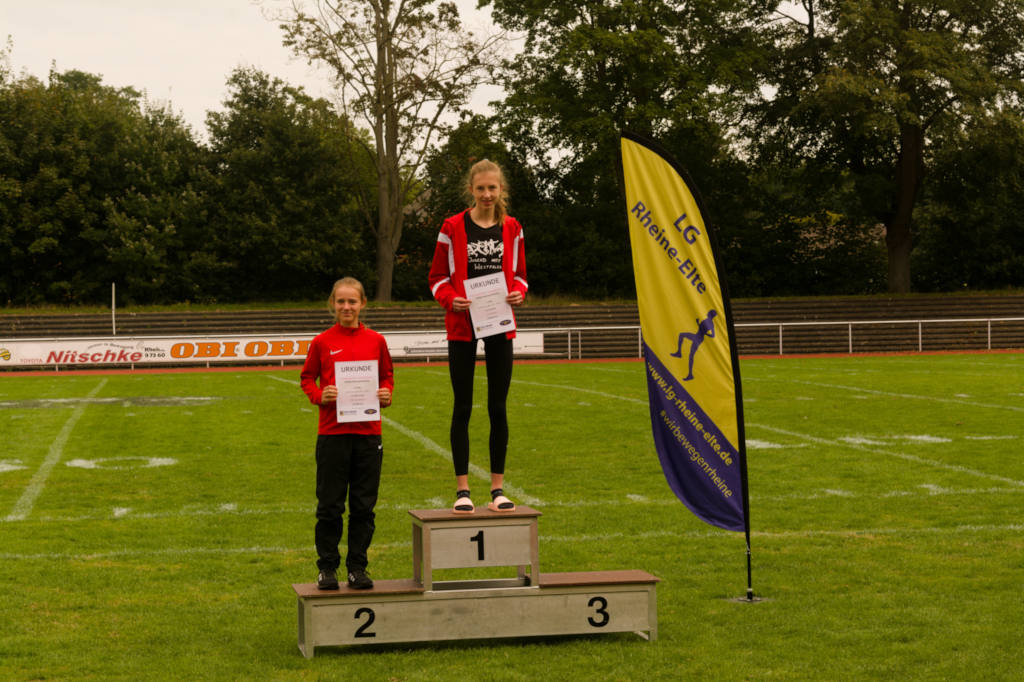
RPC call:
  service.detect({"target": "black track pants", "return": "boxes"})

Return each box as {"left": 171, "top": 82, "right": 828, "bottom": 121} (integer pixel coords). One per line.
{"left": 314, "top": 433, "right": 382, "bottom": 572}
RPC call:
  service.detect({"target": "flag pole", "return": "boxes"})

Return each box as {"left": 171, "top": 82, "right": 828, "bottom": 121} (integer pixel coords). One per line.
{"left": 720, "top": 239, "right": 756, "bottom": 603}
{"left": 714, "top": 190, "right": 756, "bottom": 603}
{"left": 741, "top": 457, "right": 755, "bottom": 601}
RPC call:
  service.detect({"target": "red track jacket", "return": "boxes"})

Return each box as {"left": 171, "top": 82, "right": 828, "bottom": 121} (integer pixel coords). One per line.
{"left": 428, "top": 210, "right": 528, "bottom": 341}
{"left": 300, "top": 323, "right": 394, "bottom": 436}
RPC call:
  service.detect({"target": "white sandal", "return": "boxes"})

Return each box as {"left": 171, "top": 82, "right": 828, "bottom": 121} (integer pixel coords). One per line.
{"left": 452, "top": 490, "right": 474, "bottom": 514}
{"left": 487, "top": 488, "right": 515, "bottom": 512}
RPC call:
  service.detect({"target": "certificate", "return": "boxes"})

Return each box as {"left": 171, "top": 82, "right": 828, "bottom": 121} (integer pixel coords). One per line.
{"left": 333, "top": 360, "right": 380, "bottom": 423}
{"left": 464, "top": 273, "right": 516, "bottom": 338}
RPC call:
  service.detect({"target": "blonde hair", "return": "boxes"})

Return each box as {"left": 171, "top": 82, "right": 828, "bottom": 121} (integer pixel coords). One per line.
{"left": 326, "top": 276, "right": 367, "bottom": 313}
{"left": 464, "top": 159, "right": 509, "bottom": 226}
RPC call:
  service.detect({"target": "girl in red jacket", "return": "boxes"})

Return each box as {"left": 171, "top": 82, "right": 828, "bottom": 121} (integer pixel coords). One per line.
{"left": 428, "top": 159, "right": 528, "bottom": 514}
{"left": 300, "top": 277, "right": 393, "bottom": 590}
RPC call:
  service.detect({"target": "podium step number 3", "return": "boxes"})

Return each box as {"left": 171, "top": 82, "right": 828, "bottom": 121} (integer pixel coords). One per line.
{"left": 293, "top": 505, "right": 659, "bottom": 657}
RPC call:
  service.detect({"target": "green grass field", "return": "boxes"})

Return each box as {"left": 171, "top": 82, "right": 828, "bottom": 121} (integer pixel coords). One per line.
{"left": 2, "top": 353, "right": 1022, "bottom": 680}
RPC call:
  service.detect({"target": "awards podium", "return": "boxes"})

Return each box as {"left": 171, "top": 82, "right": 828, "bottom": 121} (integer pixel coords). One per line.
{"left": 292, "top": 506, "right": 659, "bottom": 658}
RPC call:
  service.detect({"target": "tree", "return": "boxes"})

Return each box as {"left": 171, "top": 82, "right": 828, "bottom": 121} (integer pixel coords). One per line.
{"left": 276, "top": 0, "right": 505, "bottom": 300}
{"left": 756, "top": 0, "right": 1024, "bottom": 293}
{"left": 914, "top": 106, "right": 1024, "bottom": 291}
{"left": 0, "top": 67, "right": 205, "bottom": 304}
{"left": 483, "top": 0, "right": 772, "bottom": 297}
{"left": 205, "top": 67, "right": 374, "bottom": 301}
{"left": 101, "top": 103, "right": 210, "bottom": 303}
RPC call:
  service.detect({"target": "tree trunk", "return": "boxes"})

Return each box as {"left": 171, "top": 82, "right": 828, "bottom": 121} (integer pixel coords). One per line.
{"left": 372, "top": 3, "right": 402, "bottom": 302}
{"left": 373, "top": 179, "right": 403, "bottom": 301}
{"left": 885, "top": 122, "right": 924, "bottom": 293}
{"left": 374, "top": 226, "right": 395, "bottom": 302}
{"left": 373, "top": 179, "right": 403, "bottom": 302}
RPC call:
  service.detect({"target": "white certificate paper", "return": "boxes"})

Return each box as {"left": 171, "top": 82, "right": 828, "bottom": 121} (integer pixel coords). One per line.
{"left": 464, "top": 273, "right": 516, "bottom": 338}
{"left": 333, "top": 360, "right": 380, "bottom": 423}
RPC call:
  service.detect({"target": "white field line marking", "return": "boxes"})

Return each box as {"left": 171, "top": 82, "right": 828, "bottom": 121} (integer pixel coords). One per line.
{"left": 5, "top": 483, "right": 1021, "bottom": 525}
{"left": 2, "top": 505, "right": 313, "bottom": 523}
{"left": 266, "top": 375, "right": 542, "bottom": 506}
{"left": 843, "top": 357, "right": 1024, "bottom": 373}
{"left": 779, "top": 379, "right": 1024, "bottom": 412}
{"left": 66, "top": 457, "right": 178, "bottom": 470}
{"left": 277, "top": 372, "right": 1020, "bottom": 490}
{"left": 511, "top": 379, "right": 1019, "bottom": 488}
{"left": 755, "top": 485, "right": 1023, "bottom": 502}
{"left": 535, "top": 523, "right": 1024, "bottom": 544}
{"left": 4, "top": 523, "right": 1024, "bottom": 562}
{"left": 750, "top": 422, "right": 1024, "bottom": 488}
{"left": 0, "top": 545, "right": 315, "bottom": 562}
{"left": 747, "top": 439, "right": 796, "bottom": 450}
{"left": 487, "top": 485, "right": 1024, "bottom": 506}
{"left": 0, "top": 396, "right": 217, "bottom": 408}
{"left": 5, "top": 378, "right": 108, "bottom": 522}
{"left": 512, "top": 379, "right": 647, "bottom": 405}
{"left": 893, "top": 434, "right": 951, "bottom": 443}
{"left": 751, "top": 523, "right": 1024, "bottom": 540}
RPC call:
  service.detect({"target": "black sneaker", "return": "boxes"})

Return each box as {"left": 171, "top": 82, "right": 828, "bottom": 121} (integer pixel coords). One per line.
{"left": 347, "top": 568, "right": 374, "bottom": 590}
{"left": 317, "top": 568, "right": 339, "bottom": 590}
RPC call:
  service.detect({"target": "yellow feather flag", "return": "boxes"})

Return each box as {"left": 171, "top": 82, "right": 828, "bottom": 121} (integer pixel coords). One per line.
{"left": 620, "top": 132, "right": 750, "bottom": 533}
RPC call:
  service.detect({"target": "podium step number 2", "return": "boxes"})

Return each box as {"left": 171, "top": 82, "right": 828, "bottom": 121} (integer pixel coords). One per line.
{"left": 293, "top": 505, "right": 659, "bottom": 657}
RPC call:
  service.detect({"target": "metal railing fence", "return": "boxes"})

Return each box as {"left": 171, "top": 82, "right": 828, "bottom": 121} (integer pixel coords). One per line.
{"left": 520, "top": 316, "right": 1024, "bottom": 359}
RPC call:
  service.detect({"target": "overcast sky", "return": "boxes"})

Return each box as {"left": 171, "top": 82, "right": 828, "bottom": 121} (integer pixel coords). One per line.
{"left": 3, "top": 0, "right": 502, "bottom": 138}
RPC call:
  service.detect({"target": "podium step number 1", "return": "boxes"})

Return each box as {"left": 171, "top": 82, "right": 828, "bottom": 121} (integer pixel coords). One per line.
{"left": 410, "top": 507, "right": 540, "bottom": 589}
{"left": 293, "top": 505, "right": 659, "bottom": 657}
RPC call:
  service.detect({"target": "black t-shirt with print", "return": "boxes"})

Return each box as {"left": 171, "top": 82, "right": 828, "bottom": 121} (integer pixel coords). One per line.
{"left": 464, "top": 213, "right": 503, "bottom": 279}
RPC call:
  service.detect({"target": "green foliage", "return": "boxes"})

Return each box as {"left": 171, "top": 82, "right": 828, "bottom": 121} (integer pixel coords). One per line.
{"left": 0, "top": 69, "right": 206, "bottom": 304}
{"left": 914, "top": 108, "right": 1024, "bottom": 291}
{"left": 278, "top": 0, "right": 505, "bottom": 300}
{"left": 733, "top": 160, "right": 889, "bottom": 296}
{"left": 749, "top": 0, "right": 1024, "bottom": 292}
{"left": 0, "top": 64, "right": 378, "bottom": 305}
{"left": 204, "top": 67, "right": 374, "bottom": 301}
{"left": 101, "top": 106, "right": 212, "bottom": 304}
{"left": 484, "top": 0, "right": 774, "bottom": 298}
{"left": 4, "top": 3, "right": 1024, "bottom": 305}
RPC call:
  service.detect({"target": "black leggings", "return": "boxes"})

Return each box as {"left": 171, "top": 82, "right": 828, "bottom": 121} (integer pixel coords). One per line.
{"left": 448, "top": 336, "right": 514, "bottom": 477}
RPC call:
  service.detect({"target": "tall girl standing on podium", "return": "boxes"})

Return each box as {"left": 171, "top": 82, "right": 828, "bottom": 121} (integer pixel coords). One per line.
{"left": 301, "top": 277, "right": 393, "bottom": 591}
{"left": 428, "top": 159, "right": 528, "bottom": 515}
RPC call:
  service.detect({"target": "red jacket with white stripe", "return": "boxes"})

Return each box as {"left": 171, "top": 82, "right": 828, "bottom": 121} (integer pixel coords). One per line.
{"left": 428, "top": 210, "right": 528, "bottom": 341}
{"left": 299, "top": 323, "right": 394, "bottom": 436}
